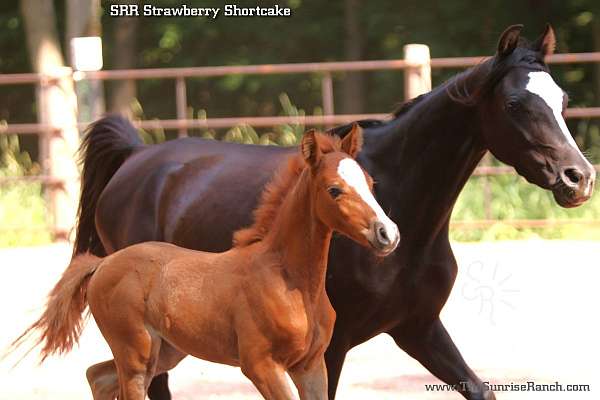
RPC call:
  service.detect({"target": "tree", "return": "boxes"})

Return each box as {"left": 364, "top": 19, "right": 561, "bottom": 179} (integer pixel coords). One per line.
{"left": 109, "top": 0, "right": 139, "bottom": 115}
{"left": 340, "top": 0, "right": 365, "bottom": 113}
{"left": 20, "top": 0, "right": 80, "bottom": 238}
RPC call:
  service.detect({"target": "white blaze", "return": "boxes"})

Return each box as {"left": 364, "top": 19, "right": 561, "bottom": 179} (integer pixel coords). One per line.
{"left": 337, "top": 158, "right": 399, "bottom": 242}
{"left": 525, "top": 71, "right": 595, "bottom": 194}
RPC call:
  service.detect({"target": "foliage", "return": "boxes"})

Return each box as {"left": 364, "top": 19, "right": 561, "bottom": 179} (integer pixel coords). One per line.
{"left": 137, "top": 92, "right": 312, "bottom": 145}
{"left": 0, "top": 134, "right": 51, "bottom": 247}
{"left": 3, "top": 0, "right": 600, "bottom": 245}
{"left": 451, "top": 174, "right": 600, "bottom": 241}
{"left": 220, "top": 93, "right": 313, "bottom": 146}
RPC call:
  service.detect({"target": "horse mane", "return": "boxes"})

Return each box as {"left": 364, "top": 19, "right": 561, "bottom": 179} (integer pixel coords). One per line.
{"left": 328, "top": 119, "right": 384, "bottom": 138}
{"left": 233, "top": 132, "right": 342, "bottom": 247}
{"left": 447, "top": 37, "right": 548, "bottom": 106}
{"left": 331, "top": 38, "right": 551, "bottom": 138}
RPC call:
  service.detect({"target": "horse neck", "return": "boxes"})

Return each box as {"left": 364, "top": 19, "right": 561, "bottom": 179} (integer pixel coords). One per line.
{"left": 364, "top": 80, "right": 487, "bottom": 244}
{"left": 263, "top": 170, "right": 332, "bottom": 301}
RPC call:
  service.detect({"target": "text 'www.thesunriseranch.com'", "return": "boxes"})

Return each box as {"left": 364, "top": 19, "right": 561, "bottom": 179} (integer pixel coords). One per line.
{"left": 425, "top": 381, "right": 591, "bottom": 393}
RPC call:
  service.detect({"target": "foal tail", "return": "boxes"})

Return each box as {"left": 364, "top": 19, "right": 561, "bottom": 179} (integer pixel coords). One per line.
{"left": 73, "top": 115, "right": 143, "bottom": 257}
{"left": 6, "top": 254, "right": 102, "bottom": 363}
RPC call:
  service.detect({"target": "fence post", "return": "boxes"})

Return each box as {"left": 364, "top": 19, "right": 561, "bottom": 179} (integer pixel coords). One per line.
{"left": 39, "top": 67, "right": 80, "bottom": 240}
{"left": 176, "top": 76, "right": 188, "bottom": 137}
{"left": 70, "top": 36, "right": 105, "bottom": 124}
{"left": 403, "top": 44, "right": 431, "bottom": 100}
{"left": 321, "top": 72, "right": 334, "bottom": 115}
{"left": 321, "top": 72, "right": 334, "bottom": 129}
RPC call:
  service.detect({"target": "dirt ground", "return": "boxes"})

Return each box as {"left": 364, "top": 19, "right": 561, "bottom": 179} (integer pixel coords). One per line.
{"left": 0, "top": 240, "right": 598, "bottom": 399}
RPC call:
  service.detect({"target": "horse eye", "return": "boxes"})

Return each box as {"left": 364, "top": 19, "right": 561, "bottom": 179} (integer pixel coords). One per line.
{"left": 327, "top": 187, "right": 343, "bottom": 199}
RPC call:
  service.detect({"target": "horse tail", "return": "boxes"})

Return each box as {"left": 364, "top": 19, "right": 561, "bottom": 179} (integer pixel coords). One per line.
{"left": 73, "top": 115, "right": 143, "bottom": 257}
{"left": 6, "top": 254, "right": 102, "bottom": 363}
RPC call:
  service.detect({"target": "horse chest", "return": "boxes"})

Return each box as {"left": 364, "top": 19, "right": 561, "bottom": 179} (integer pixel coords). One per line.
{"left": 329, "top": 242, "right": 457, "bottom": 337}
{"left": 258, "top": 285, "right": 335, "bottom": 366}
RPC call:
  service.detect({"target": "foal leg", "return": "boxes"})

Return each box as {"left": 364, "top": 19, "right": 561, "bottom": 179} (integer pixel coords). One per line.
{"left": 388, "top": 318, "right": 495, "bottom": 400}
{"left": 104, "top": 326, "right": 162, "bottom": 400}
{"left": 241, "top": 358, "right": 295, "bottom": 400}
{"left": 147, "top": 341, "right": 187, "bottom": 399}
{"left": 86, "top": 360, "right": 119, "bottom": 400}
{"left": 289, "top": 357, "right": 328, "bottom": 400}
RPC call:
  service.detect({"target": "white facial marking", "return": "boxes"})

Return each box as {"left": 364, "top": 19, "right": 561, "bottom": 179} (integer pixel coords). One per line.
{"left": 337, "top": 158, "right": 399, "bottom": 242}
{"left": 525, "top": 71, "right": 577, "bottom": 147}
{"left": 525, "top": 71, "right": 595, "bottom": 195}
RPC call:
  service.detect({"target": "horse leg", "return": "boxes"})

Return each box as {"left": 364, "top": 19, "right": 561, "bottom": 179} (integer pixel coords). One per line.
{"left": 240, "top": 357, "right": 295, "bottom": 400}
{"left": 388, "top": 318, "right": 495, "bottom": 400}
{"left": 323, "top": 333, "right": 350, "bottom": 399}
{"left": 106, "top": 325, "right": 162, "bottom": 400}
{"left": 289, "top": 356, "right": 328, "bottom": 400}
{"left": 147, "top": 373, "right": 171, "bottom": 400}
{"left": 147, "top": 341, "right": 187, "bottom": 399}
{"left": 86, "top": 360, "right": 119, "bottom": 400}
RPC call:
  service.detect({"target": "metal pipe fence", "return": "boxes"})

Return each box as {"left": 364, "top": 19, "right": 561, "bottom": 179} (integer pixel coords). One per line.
{"left": 2, "top": 51, "right": 600, "bottom": 238}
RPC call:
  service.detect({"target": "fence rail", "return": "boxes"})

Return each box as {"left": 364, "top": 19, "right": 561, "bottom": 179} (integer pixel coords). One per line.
{"left": 2, "top": 49, "right": 600, "bottom": 239}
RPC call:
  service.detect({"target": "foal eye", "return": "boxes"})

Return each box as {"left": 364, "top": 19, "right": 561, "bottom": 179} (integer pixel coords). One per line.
{"left": 327, "top": 187, "right": 343, "bottom": 199}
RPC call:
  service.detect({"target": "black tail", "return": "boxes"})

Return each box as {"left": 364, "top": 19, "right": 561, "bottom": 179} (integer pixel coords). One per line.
{"left": 73, "top": 115, "right": 143, "bottom": 257}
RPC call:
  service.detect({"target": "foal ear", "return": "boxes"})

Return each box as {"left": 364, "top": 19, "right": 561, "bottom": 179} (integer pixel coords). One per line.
{"left": 532, "top": 24, "right": 556, "bottom": 57}
{"left": 340, "top": 123, "right": 363, "bottom": 159}
{"left": 497, "top": 24, "right": 523, "bottom": 58}
{"left": 301, "top": 129, "right": 322, "bottom": 167}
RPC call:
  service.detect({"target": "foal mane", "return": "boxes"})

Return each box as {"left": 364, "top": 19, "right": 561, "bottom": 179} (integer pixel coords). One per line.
{"left": 233, "top": 132, "right": 342, "bottom": 247}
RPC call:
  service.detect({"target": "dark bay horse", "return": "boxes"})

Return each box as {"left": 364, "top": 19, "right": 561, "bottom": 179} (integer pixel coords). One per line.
{"left": 73, "top": 25, "right": 595, "bottom": 400}
{"left": 14, "top": 128, "right": 398, "bottom": 400}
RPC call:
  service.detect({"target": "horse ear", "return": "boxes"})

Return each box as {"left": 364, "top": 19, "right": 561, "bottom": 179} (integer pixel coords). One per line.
{"left": 532, "top": 24, "right": 556, "bottom": 56}
{"left": 341, "top": 123, "right": 363, "bottom": 158}
{"left": 497, "top": 24, "right": 523, "bottom": 58}
{"left": 301, "top": 129, "right": 322, "bottom": 167}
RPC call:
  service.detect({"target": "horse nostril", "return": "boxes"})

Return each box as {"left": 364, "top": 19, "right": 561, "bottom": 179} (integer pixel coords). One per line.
{"left": 374, "top": 222, "right": 391, "bottom": 245}
{"left": 563, "top": 167, "right": 584, "bottom": 185}
{"left": 378, "top": 226, "right": 389, "bottom": 242}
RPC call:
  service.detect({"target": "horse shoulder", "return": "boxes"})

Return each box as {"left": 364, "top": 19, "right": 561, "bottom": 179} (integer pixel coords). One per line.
{"left": 240, "top": 255, "right": 311, "bottom": 350}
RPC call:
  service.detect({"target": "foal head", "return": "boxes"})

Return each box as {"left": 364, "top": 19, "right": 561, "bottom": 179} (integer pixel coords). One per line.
{"left": 301, "top": 125, "right": 400, "bottom": 256}
{"left": 465, "top": 24, "right": 595, "bottom": 207}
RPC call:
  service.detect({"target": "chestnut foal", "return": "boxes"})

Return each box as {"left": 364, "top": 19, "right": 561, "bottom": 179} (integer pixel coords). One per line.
{"left": 13, "top": 125, "right": 399, "bottom": 399}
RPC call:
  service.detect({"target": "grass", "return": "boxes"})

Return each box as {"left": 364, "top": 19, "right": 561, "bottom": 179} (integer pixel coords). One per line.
{"left": 451, "top": 174, "right": 600, "bottom": 241}
{"left": 0, "top": 181, "right": 52, "bottom": 247}
{"left": 0, "top": 134, "right": 52, "bottom": 247}
{"left": 2, "top": 95, "right": 600, "bottom": 247}
{"left": 3, "top": 161, "right": 599, "bottom": 247}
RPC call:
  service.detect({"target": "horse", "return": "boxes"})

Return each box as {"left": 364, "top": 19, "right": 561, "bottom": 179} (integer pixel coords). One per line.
{"left": 11, "top": 127, "right": 399, "bottom": 400}
{"left": 72, "top": 25, "right": 595, "bottom": 400}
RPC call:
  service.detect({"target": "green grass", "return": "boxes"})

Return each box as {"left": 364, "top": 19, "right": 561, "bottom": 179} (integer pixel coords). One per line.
{"left": 0, "top": 134, "right": 52, "bottom": 247}
{"left": 451, "top": 175, "right": 600, "bottom": 241}
{"left": 0, "top": 181, "right": 52, "bottom": 247}
{"left": 2, "top": 101, "right": 600, "bottom": 247}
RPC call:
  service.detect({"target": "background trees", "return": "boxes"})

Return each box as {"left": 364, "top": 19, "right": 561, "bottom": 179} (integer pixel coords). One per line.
{"left": 2, "top": 0, "right": 600, "bottom": 243}
{"left": 1, "top": 1, "right": 599, "bottom": 133}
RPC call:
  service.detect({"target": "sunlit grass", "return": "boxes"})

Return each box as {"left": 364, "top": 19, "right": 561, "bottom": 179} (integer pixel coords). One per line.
{"left": 0, "top": 181, "right": 51, "bottom": 247}
{"left": 0, "top": 134, "right": 52, "bottom": 247}
{"left": 451, "top": 175, "right": 600, "bottom": 241}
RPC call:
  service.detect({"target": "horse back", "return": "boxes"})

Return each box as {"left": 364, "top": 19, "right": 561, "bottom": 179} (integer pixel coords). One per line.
{"left": 95, "top": 138, "right": 295, "bottom": 254}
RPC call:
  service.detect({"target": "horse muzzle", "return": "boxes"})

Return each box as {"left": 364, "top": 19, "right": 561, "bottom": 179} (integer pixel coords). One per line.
{"left": 553, "top": 165, "right": 596, "bottom": 208}
{"left": 367, "top": 219, "right": 400, "bottom": 256}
